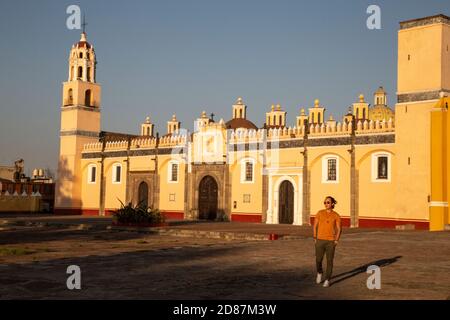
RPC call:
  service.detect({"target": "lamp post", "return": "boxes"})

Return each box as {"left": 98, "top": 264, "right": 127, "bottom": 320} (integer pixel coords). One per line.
{"left": 349, "top": 113, "right": 358, "bottom": 228}
{"left": 301, "top": 118, "right": 310, "bottom": 225}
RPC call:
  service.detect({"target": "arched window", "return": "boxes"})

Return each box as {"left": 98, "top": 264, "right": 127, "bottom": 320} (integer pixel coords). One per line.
{"left": 79, "top": 52, "right": 83, "bottom": 59}
{"left": 146, "top": 127, "right": 150, "bottom": 136}
{"left": 273, "top": 115, "right": 276, "bottom": 125}
{"left": 87, "top": 67, "right": 91, "bottom": 82}
{"left": 240, "top": 158, "right": 255, "bottom": 183}
{"left": 279, "top": 115, "right": 283, "bottom": 126}
{"left": 87, "top": 52, "right": 90, "bottom": 60}
{"left": 112, "top": 163, "right": 122, "bottom": 183}
{"left": 322, "top": 155, "right": 339, "bottom": 183}
{"left": 318, "top": 113, "right": 321, "bottom": 124}
{"left": 363, "top": 108, "right": 366, "bottom": 119}
{"left": 77, "top": 66, "right": 82, "bottom": 79}
{"left": 372, "top": 152, "right": 391, "bottom": 182}
{"left": 68, "top": 88, "right": 73, "bottom": 105}
{"left": 85, "top": 89, "right": 91, "bottom": 107}
{"left": 239, "top": 109, "right": 242, "bottom": 118}
{"left": 311, "top": 113, "right": 315, "bottom": 124}
{"left": 168, "top": 161, "right": 179, "bottom": 183}
{"left": 87, "top": 164, "right": 96, "bottom": 183}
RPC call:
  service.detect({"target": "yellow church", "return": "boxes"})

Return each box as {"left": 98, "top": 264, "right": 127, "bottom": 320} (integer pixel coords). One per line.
{"left": 55, "top": 14, "right": 450, "bottom": 231}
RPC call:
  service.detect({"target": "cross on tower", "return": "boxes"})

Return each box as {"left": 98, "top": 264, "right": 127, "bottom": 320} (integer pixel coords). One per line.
{"left": 82, "top": 13, "right": 88, "bottom": 33}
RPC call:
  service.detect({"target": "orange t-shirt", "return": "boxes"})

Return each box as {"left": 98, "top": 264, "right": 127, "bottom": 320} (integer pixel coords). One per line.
{"left": 314, "top": 209, "right": 341, "bottom": 241}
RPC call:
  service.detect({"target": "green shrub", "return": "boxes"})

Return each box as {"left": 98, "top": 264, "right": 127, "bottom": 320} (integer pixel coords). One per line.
{"left": 113, "top": 200, "right": 166, "bottom": 224}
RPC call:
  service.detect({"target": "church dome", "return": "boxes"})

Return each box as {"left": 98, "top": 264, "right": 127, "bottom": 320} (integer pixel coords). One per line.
{"left": 75, "top": 32, "right": 92, "bottom": 49}
{"left": 225, "top": 118, "right": 258, "bottom": 130}
{"left": 368, "top": 105, "right": 395, "bottom": 122}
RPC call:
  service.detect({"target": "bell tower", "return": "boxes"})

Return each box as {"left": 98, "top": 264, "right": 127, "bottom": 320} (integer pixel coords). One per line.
{"left": 395, "top": 14, "right": 450, "bottom": 230}
{"left": 55, "top": 32, "right": 102, "bottom": 214}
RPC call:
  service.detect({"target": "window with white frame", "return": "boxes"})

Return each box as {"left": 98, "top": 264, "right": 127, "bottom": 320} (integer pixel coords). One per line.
{"left": 112, "top": 163, "right": 122, "bottom": 183}
{"left": 372, "top": 152, "right": 391, "bottom": 182}
{"left": 322, "top": 156, "right": 339, "bottom": 183}
{"left": 168, "top": 161, "right": 179, "bottom": 183}
{"left": 88, "top": 164, "right": 96, "bottom": 184}
{"left": 240, "top": 158, "right": 255, "bottom": 183}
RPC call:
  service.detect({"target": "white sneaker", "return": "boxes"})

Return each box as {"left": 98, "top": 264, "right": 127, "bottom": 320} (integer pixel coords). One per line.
{"left": 316, "top": 273, "right": 322, "bottom": 284}
{"left": 323, "top": 280, "right": 330, "bottom": 287}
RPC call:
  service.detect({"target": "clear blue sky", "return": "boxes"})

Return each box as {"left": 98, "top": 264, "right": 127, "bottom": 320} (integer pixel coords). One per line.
{"left": 0, "top": 0, "right": 449, "bottom": 176}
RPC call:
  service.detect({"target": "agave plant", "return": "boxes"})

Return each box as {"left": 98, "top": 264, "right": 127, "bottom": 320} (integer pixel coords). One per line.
{"left": 113, "top": 199, "right": 166, "bottom": 224}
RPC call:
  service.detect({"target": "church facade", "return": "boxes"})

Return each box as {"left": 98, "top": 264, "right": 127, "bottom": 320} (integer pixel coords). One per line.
{"left": 55, "top": 14, "right": 450, "bottom": 231}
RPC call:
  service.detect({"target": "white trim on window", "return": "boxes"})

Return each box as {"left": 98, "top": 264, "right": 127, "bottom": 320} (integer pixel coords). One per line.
{"left": 112, "top": 163, "right": 122, "bottom": 184}
{"left": 87, "top": 164, "right": 97, "bottom": 184}
{"left": 321, "top": 155, "right": 339, "bottom": 184}
{"left": 371, "top": 152, "right": 391, "bottom": 183}
{"left": 240, "top": 158, "right": 255, "bottom": 183}
{"left": 168, "top": 160, "right": 179, "bottom": 183}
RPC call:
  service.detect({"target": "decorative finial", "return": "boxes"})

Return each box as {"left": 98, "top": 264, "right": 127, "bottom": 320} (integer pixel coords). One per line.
{"left": 236, "top": 97, "right": 243, "bottom": 105}
{"left": 359, "top": 94, "right": 365, "bottom": 103}
{"left": 314, "top": 99, "right": 320, "bottom": 107}
{"left": 271, "top": 104, "right": 275, "bottom": 111}
{"left": 301, "top": 108, "right": 305, "bottom": 115}
{"left": 172, "top": 114, "right": 177, "bottom": 121}
{"left": 329, "top": 115, "right": 334, "bottom": 121}
{"left": 201, "top": 111, "right": 207, "bottom": 118}
{"left": 276, "top": 104, "right": 281, "bottom": 111}
{"left": 145, "top": 116, "right": 150, "bottom": 123}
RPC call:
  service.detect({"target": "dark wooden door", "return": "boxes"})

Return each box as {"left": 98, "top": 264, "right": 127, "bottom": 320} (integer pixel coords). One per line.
{"left": 198, "top": 176, "right": 218, "bottom": 220}
{"left": 138, "top": 181, "right": 148, "bottom": 208}
{"left": 279, "top": 180, "right": 294, "bottom": 224}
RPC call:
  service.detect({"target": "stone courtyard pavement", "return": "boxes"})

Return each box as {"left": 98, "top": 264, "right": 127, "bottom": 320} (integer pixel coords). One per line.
{"left": 0, "top": 216, "right": 449, "bottom": 300}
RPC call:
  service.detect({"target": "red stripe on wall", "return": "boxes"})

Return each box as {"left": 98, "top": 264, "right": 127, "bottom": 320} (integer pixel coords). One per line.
{"left": 231, "top": 213, "right": 262, "bottom": 223}
{"left": 309, "top": 216, "right": 429, "bottom": 230}
{"left": 161, "top": 211, "right": 184, "bottom": 220}
{"left": 54, "top": 208, "right": 82, "bottom": 215}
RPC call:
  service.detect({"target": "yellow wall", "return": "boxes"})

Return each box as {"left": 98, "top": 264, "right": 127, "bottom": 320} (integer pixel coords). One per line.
{"left": 229, "top": 151, "right": 263, "bottom": 214}
{"left": 394, "top": 101, "right": 433, "bottom": 221}
{"left": 80, "top": 159, "right": 101, "bottom": 210}
{"left": 103, "top": 157, "right": 127, "bottom": 210}
{"left": 398, "top": 24, "right": 443, "bottom": 93}
{"left": 158, "top": 154, "right": 185, "bottom": 212}
{"left": 308, "top": 146, "right": 350, "bottom": 218}
{"left": 356, "top": 145, "right": 396, "bottom": 219}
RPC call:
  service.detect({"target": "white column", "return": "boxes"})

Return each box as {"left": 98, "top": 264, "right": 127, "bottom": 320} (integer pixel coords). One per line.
{"left": 83, "top": 59, "right": 88, "bottom": 81}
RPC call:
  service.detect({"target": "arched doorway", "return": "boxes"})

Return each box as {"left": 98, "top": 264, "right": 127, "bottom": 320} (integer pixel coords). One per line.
{"left": 198, "top": 176, "right": 218, "bottom": 220}
{"left": 278, "top": 180, "right": 294, "bottom": 224}
{"left": 138, "top": 181, "right": 148, "bottom": 208}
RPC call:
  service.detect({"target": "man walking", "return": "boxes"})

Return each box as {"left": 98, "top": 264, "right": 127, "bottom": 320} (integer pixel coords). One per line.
{"left": 313, "top": 196, "right": 342, "bottom": 287}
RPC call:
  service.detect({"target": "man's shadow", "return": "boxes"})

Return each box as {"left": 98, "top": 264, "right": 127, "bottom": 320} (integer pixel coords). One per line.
{"left": 331, "top": 256, "right": 402, "bottom": 285}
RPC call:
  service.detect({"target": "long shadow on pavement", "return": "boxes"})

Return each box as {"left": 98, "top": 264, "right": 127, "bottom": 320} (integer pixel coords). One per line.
{"left": 331, "top": 256, "right": 402, "bottom": 285}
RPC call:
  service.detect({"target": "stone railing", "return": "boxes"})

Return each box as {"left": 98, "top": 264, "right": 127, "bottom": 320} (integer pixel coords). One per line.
{"left": 130, "top": 137, "right": 157, "bottom": 150}
{"left": 83, "top": 142, "right": 103, "bottom": 152}
{"left": 158, "top": 135, "right": 187, "bottom": 147}
{"left": 229, "top": 118, "right": 395, "bottom": 143}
